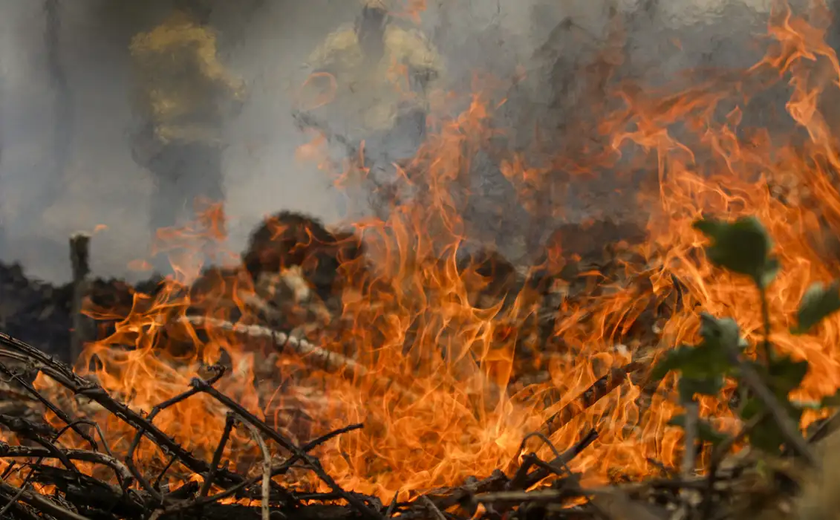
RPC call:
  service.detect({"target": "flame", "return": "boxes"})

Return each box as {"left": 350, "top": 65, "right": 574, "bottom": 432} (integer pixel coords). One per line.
{"left": 297, "top": 72, "right": 338, "bottom": 111}
{"left": 391, "top": 0, "right": 427, "bottom": 24}
{"left": 31, "top": 0, "right": 840, "bottom": 509}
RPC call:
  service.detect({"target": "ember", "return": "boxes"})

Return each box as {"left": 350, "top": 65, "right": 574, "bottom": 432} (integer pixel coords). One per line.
{"left": 7, "top": 1, "right": 840, "bottom": 519}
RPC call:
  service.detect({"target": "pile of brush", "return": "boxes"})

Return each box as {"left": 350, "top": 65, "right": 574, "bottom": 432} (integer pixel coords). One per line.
{"left": 0, "top": 328, "right": 837, "bottom": 520}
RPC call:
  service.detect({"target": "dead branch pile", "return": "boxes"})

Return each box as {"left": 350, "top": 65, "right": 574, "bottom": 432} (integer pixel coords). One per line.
{"left": 3, "top": 214, "right": 802, "bottom": 519}
{"left": 0, "top": 329, "right": 832, "bottom": 520}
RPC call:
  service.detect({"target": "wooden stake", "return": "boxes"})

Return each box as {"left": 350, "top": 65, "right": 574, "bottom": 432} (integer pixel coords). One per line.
{"left": 69, "top": 233, "right": 92, "bottom": 364}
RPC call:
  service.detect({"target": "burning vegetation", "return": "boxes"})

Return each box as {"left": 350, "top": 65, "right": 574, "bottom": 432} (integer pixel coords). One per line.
{"left": 8, "top": 0, "right": 840, "bottom": 519}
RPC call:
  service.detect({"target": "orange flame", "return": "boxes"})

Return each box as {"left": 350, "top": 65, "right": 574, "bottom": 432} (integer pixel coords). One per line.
{"left": 33, "top": 0, "right": 840, "bottom": 509}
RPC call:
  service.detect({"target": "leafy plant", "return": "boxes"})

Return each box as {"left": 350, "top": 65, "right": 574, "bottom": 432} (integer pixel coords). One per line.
{"left": 692, "top": 217, "right": 779, "bottom": 288}
{"left": 654, "top": 216, "right": 840, "bottom": 457}
{"left": 791, "top": 281, "right": 840, "bottom": 335}
{"left": 668, "top": 414, "right": 727, "bottom": 445}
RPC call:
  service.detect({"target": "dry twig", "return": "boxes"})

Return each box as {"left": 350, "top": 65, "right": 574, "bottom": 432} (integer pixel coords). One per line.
{"left": 244, "top": 422, "right": 272, "bottom": 520}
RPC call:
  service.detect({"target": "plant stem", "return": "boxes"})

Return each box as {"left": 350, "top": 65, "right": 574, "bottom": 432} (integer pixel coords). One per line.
{"left": 681, "top": 399, "right": 699, "bottom": 479}
{"left": 758, "top": 284, "right": 772, "bottom": 364}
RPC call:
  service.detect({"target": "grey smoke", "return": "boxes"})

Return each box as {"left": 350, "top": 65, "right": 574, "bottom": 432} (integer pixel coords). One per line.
{"left": 0, "top": 0, "right": 809, "bottom": 284}
{"left": 0, "top": 0, "right": 357, "bottom": 282}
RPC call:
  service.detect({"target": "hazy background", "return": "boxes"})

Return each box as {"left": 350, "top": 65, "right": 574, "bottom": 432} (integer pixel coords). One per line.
{"left": 0, "top": 0, "right": 814, "bottom": 283}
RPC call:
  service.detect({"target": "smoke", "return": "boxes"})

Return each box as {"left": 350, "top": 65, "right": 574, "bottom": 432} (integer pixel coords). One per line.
{"left": 0, "top": 0, "right": 816, "bottom": 283}
{"left": 0, "top": 0, "right": 357, "bottom": 282}
{"left": 415, "top": 0, "right": 784, "bottom": 262}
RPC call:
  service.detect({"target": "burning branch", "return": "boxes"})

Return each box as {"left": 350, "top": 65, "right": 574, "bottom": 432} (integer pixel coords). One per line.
{"left": 182, "top": 315, "right": 420, "bottom": 402}
{"left": 0, "top": 328, "right": 626, "bottom": 518}
{"left": 0, "top": 324, "right": 826, "bottom": 519}
{"left": 0, "top": 331, "right": 224, "bottom": 484}
{"left": 0, "top": 331, "right": 389, "bottom": 519}
{"left": 539, "top": 362, "right": 648, "bottom": 437}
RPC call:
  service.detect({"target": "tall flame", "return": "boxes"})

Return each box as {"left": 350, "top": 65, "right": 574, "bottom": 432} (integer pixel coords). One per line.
{"left": 28, "top": 0, "right": 840, "bottom": 505}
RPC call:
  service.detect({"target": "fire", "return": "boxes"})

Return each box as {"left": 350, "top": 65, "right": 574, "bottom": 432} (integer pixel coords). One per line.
{"left": 26, "top": 0, "right": 840, "bottom": 508}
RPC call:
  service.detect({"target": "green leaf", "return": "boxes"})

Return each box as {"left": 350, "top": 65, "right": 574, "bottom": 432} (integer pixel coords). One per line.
{"left": 820, "top": 390, "right": 840, "bottom": 408}
{"left": 698, "top": 313, "right": 744, "bottom": 352}
{"left": 693, "top": 217, "right": 778, "bottom": 287}
{"left": 739, "top": 395, "right": 804, "bottom": 455}
{"left": 755, "top": 459, "right": 770, "bottom": 480}
{"left": 768, "top": 354, "right": 809, "bottom": 397}
{"left": 740, "top": 398, "right": 784, "bottom": 454}
{"left": 651, "top": 345, "right": 697, "bottom": 381}
{"left": 668, "top": 415, "right": 728, "bottom": 445}
{"left": 651, "top": 341, "right": 731, "bottom": 384}
{"left": 651, "top": 314, "right": 739, "bottom": 397}
{"left": 678, "top": 376, "right": 723, "bottom": 402}
{"left": 792, "top": 400, "right": 823, "bottom": 411}
{"left": 791, "top": 281, "right": 840, "bottom": 335}
{"left": 747, "top": 418, "right": 786, "bottom": 454}
{"left": 759, "top": 258, "right": 781, "bottom": 290}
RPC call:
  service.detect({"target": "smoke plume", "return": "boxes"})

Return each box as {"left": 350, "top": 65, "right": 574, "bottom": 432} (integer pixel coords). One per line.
{"left": 0, "top": 0, "right": 810, "bottom": 283}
